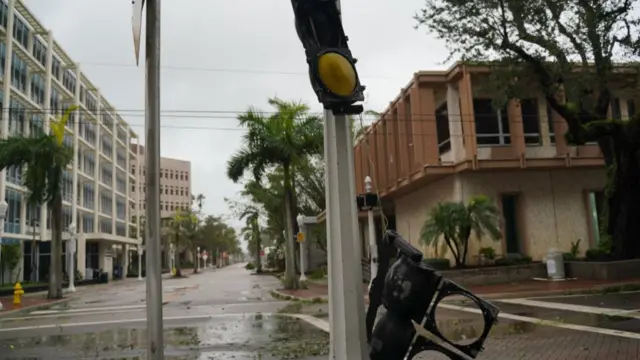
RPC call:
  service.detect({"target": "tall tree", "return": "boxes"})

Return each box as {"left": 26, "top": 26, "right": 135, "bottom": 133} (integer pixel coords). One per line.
{"left": 227, "top": 97, "right": 323, "bottom": 289}
{"left": 416, "top": 0, "right": 640, "bottom": 259}
{"left": 240, "top": 206, "right": 262, "bottom": 272}
{"left": 168, "top": 210, "right": 198, "bottom": 276}
{"left": 0, "top": 107, "right": 76, "bottom": 298}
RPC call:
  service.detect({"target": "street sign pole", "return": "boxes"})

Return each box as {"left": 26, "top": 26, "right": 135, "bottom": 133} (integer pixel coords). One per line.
{"left": 133, "top": 0, "right": 164, "bottom": 358}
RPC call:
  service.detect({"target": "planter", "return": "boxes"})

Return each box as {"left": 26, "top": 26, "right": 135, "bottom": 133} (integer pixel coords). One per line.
{"left": 565, "top": 259, "right": 640, "bottom": 281}
{"left": 439, "top": 263, "right": 546, "bottom": 287}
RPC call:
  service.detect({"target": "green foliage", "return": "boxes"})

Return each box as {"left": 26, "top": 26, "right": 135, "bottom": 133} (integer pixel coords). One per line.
{"left": 494, "top": 254, "right": 533, "bottom": 266}
{"left": 586, "top": 248, "right": 613, "bottom": 262}
{"left": 422, "top": 258, "right": 451, "bottom": 270}
{"left": 0, "top": 244, "right": 21, "bottom": 280}
{"left": 308, "top": 266, "right": 327, "bottom": 280}
{"left": 0, "top": 131, "right": 74, "bottom": 299}
{"left": 570, "top": 239, "right": 581, "bottom": 258}
{"left": 226, "top": 98, "right": 324, "bottom": 290}
{"left": 479, "top": 247, "right": 496, "bottom": 260}
{"left": 245, "top": 262, "right": 256, "bottom": 270}
{"left": 420, "top": 195, "right": 502, "bottom": 267}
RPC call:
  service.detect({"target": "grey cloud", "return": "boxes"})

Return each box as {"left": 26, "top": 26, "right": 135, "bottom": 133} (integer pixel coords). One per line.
{"left": 25, "top": 0, "right": 448, "bottom": 233}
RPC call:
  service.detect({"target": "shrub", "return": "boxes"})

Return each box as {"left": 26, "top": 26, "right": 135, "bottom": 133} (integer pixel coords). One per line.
{"left": 423, "top": 258, "right": 450, "bottom": 270}
{"left": 495, "top": 253, "right": 532, "bottom": 266}
{"left": 308, "top": 266, "right": 327, "bottom": 280}
{"left": 585, "top": 248, "right": 612, "bottom": 261}
{"left": 479, "top": 247, "right": 496, "bottom": 260}
{"left": 245, "top": 262, "right": 256, "bottom": 270}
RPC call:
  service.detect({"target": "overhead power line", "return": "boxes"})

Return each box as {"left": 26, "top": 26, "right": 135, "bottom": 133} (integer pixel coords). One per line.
{"left": 79, "top": 61, "right": 392, "bottom": 80}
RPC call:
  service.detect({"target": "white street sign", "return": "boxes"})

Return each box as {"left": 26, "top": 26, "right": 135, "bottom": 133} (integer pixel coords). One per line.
{"left": 132, "top": 0, "right": 145, "bottom": 65}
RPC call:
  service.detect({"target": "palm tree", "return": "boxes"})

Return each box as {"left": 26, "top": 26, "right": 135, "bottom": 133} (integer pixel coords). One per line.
{"left": 0, "top": 106, "right": 76, "bottom": 298}
{"left": 227, "top": 97, "right": 323, "bottom": 290}
{"left": 240, "top": 206, "right": 262, "bottom": 273}
{"left": 420, "top": 195, "right": 502, "bottom": 267}
{"left": 169, "top": 210, "right": 198, "bottom": 276}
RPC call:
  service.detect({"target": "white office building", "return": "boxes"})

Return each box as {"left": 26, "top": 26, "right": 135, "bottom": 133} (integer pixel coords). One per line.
{"left": 0, "top": 0, "right": 142, "bottom": 283}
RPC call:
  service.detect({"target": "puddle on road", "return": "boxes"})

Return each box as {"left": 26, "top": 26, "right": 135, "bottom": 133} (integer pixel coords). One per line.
{"left": 488, "top": 302, "right": 640, "bottom": 334}
{"left": 0, "top": 314, "right": 328, "bottom": 360}
{"left": 537, "top": 292, "right": 640, "bottom": 311}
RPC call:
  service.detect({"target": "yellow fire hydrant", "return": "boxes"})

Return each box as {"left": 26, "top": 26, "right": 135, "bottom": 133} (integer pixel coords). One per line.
{"left": 13, "top": 282, "right": 24, "bottom": 306}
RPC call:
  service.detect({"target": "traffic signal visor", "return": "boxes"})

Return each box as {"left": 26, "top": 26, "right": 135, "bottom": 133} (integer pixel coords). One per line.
{"left": 317, "top": 52, "right": 357, "bottom": 97}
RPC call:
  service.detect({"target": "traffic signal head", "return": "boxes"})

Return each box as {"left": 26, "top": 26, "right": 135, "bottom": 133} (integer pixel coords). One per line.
{"left": 291, "top": 0, "right": 365, "bottom": 115}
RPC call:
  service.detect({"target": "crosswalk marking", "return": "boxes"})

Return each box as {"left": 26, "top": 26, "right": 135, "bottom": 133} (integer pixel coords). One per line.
{"left": 438, "top": 303, "right": 640, "bottom": 340}
{"left": 30, "top": 304, "right": 145, "bottom": 315}
{"left": 498, "top": 298, "right": 640, "bottom": 319}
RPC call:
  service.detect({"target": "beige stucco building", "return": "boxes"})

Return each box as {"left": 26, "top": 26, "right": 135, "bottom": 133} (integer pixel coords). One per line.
{"left": 129, "top": 144, "right": 192, "bottom": 268}
{"left": 130, "top": 144, "right": 192, "bottom": 219}
{"left": 318, "top": 63, "right": 627, "bottom": 265}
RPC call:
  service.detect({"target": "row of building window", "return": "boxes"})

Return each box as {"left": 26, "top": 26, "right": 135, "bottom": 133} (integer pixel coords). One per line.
{"left": 135, "top": 201, "right": 190, "bottom": 213}
{"left": 432, "top": 97, "right": 638, "bottom": 155}
{"left": 131, "top": 166, "right": 189, "bottom": 182}
{"left": 134, "top": 185, "right": 190, "bottom": 197}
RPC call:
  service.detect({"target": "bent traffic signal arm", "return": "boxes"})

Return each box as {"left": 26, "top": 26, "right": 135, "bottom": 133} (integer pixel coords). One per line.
{"left": 290, "top": 0, "right": 365, "bottom": 115}
{"left": 368, "top": 230, "right": 501, "bottom": 360}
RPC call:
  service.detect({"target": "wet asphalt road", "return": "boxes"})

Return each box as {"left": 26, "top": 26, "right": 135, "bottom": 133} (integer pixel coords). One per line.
{"left": 0, "top": 264, "right": 329, "bottom": 359}
{"left": 1, "top": 265, "right": 640, "bottom": 359}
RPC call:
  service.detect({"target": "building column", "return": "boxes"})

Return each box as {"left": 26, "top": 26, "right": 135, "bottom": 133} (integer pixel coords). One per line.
{"left": 111, "top": 121, "right": 117, "bottom": 234}
{"left": 507, "top": 99, "right": 525, "bottom": 162}
{"left": 19, "top": 194, "right": 26, "bottom": 235}
{"left": 412, "top": 82, "right": 438, "bottom": 165}
{"left": 396, "top": 98, "right": 409, "bottom": 179}
{"left": 123, "top": 244, "right": 129, "bottom": 277}
{"left": 98, "top": 242, "right": 113, "bottom": 279}
{"left": 76, "top": 234, "right": 86, "bottom": 276}
{"left": 93, "top": 91, "right": 101, "bottom": 231}
{"left": 457, "top": 69, "right": 477, "bottom": 163}
{"left": 41, "top": 29, "right": 54, "bottom": 240}
{"left": 125, "top": 126, "right": 131, "bottom": 239}
{"left": 446, "top": 84, "right": 466, "bottom": 163}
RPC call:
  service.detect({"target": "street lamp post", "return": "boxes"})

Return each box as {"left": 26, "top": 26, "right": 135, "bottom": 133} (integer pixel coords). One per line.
{"left": 137, "top": 241, "right": 143, "bottom": 281}
{"left": 296, "top": 214, "right": 307, "bottom": 282}
{"left": 364, "top": 176, "right": 378, "bottom": 290}
{"left": 196, "top": 246, "right": 200, "bottom": 271}
{"left": 0, "top": 200, "right": 8, "bottom": 311}
{"left": 67, "top": 223, "right": 77, "bottom": 293}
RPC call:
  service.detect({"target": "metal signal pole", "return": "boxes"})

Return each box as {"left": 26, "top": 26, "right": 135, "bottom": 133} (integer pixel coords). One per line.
{"left": 133, "top": 0, "right": 164, "bottom": 358}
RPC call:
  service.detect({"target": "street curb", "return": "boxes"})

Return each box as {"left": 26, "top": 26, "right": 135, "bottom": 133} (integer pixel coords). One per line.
{"left": 269, "top": 282, "right": 640, "bottom": 304}
{"left": 0, "top": 297, "right": 72, "bottom": 319}
{"left": 269, "top": 289, "right": 328, "bottom": 304}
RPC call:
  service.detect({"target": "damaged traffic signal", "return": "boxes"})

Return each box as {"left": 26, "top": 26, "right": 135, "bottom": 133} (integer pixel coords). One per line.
{"left": 290, "top": 0, "right": 365, "bottom": 115}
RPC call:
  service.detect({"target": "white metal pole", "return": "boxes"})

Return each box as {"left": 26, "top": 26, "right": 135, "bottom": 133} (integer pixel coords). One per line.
{"left": 67, "top": 225, "right": 76, "bottom": 292}
{"left": 297, "top": 215, "right": 307, "bottom": 282}
{"left": 325, "top": 108, "right": 368, "bottom": 359}
{"left": 144, "top": 0, "right": 164, "bottom": 358}
{"left": 0, "top": 0, "right": 14, "bottom": 298}
{"left": 137, "top": 243, "right": 143, "bottom": 281}
{"left": 196, "top": 246, "right": 200, "bottom": 271}
{"left": 365, "top": 176, "right": 378, "bottom": 290}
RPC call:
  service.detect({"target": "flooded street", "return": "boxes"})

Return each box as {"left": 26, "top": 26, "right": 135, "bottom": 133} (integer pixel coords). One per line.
{"left": 0, "top": 314, "right": 328, "bottom": 359}
{"left": 1, "top": 264, "right": 639, "bottom": 359}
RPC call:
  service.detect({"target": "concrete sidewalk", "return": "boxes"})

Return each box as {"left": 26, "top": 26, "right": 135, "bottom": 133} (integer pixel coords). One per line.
{"left": 275, "top": 278, "right": 640, "bottom": 302}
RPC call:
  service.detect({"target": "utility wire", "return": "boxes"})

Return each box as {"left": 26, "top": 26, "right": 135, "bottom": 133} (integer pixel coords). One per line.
{"left": 78, "top": 61, "right": 392, "bottom": 80}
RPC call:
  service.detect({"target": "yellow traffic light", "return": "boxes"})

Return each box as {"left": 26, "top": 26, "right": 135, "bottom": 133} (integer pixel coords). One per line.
{"left": 317, "top": 52, "right": 357, "bottom": 97}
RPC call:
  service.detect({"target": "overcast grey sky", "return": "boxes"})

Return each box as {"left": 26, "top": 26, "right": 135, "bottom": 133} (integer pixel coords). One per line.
{"left": 26, "top": 0, "right": 450, "bottom": 230}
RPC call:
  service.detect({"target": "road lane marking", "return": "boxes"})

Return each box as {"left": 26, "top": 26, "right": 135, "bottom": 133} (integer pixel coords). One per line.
{"left": 30, "top": 304, "right": 145, "bottom": 315}
{"left": 0, "top": 314, "right": 235, "bottom": 332}
{"left": 1, "top": 301, "right": 291, "bottom": 322}
{"left": 438, "top": 303, "right": 640, "bottom": 340}
{"left": 498, "top": 298, "right": 640, "bottom": 319}
{"left": 0, "top": 311, "right": 294, "bottom": 333}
